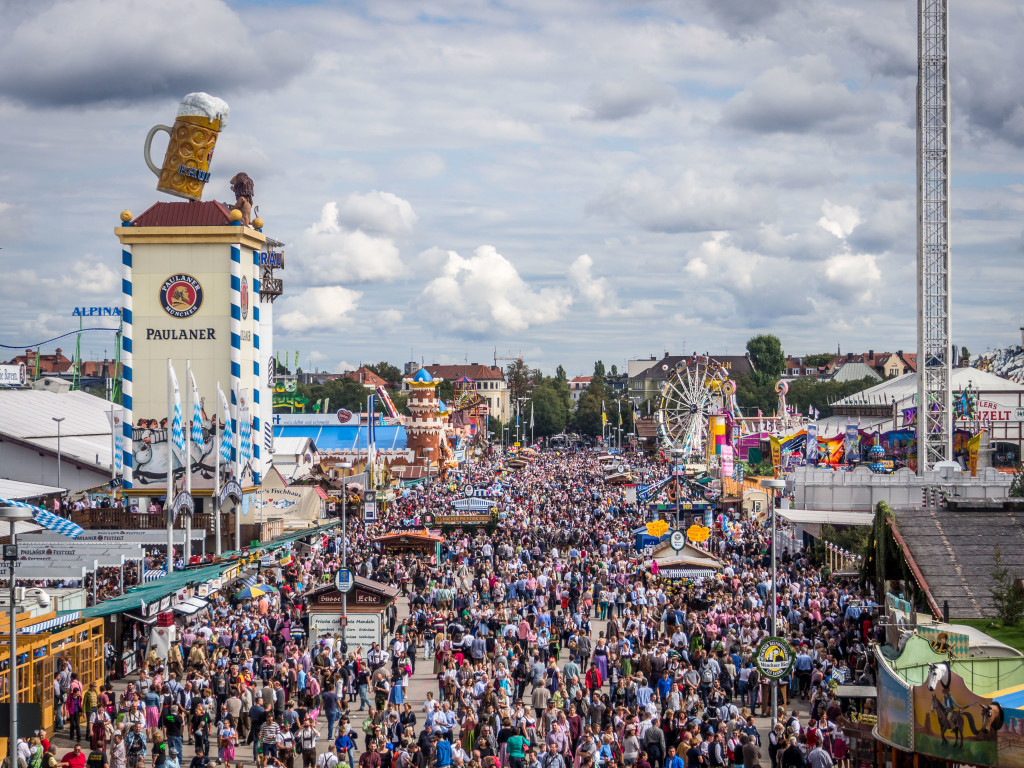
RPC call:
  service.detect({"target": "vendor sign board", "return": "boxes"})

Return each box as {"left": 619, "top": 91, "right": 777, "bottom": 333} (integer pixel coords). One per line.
{"left": 754, "top": 636, "right": 794, "bottom": 681}
{"left": 310, "top": 612, "right": 382, "bottom": 649}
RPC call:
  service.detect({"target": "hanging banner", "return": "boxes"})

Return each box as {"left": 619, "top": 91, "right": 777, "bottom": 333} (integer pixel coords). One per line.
{"left": 769, "top": 436, "right": 781, "bottom": 474}
{"left": 805, "top": 423, "right": 818, "bottom": 463}
{"left": 845, "top": 422, "right": 860, "bottom": 463}
{"left": 720, "top": 445, "right": 734, "bottom": 477}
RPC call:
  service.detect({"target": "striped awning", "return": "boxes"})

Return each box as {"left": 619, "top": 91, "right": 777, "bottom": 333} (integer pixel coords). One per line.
{"left": 143, "top": 570, "right": 164, "bottom": 583}
{"left": 23, "top": 611, "right": 81, "bottom": 634}
{"left": 241, "top": 574, "right": 258, "bottom": 587}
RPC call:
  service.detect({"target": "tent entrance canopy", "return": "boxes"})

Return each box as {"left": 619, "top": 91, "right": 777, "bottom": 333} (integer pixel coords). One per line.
{"left": 173, "top": 596, "right": 211, "bottom": 615}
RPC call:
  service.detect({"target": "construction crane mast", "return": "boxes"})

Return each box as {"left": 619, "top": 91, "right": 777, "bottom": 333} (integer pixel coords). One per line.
{"left": 916, "top": 0, "right": 953, "bottom": 473}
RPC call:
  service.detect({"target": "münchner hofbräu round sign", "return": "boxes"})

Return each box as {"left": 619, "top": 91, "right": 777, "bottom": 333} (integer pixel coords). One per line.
{"left": 754, "top": 635, "right": 795, "bottom": 680}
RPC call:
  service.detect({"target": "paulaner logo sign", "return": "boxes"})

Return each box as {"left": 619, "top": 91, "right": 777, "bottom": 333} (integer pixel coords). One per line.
{"left": 160, "top": 274, "right": 204, "bottom": 318}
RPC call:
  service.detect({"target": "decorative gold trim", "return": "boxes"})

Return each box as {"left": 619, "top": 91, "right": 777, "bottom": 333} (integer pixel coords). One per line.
{"left": 115, "top": 226, "right": 266, "bottom": 249}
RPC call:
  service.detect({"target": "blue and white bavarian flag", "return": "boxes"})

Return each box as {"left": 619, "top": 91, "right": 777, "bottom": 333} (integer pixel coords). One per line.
{"left": 218, "top": 386, "right": 233, "bottom": 464}
{"left": 168, "top": 363, "right": 187, "bottom": 466}
{"left": 189, "top": 370, "right": 203, "bottom": 448}
{"left": 0, "top": 499, "right": 84, "bottom": 539}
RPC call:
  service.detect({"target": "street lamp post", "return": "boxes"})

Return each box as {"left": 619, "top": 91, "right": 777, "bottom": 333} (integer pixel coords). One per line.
{"left": 761, "top": 478, "right": 786, "bottom": 723}
{"left": 51, "top": 417, "right": 66, "bottom": 489}
{"left": 336, "top": 461, "right": 352, "bottom": 651}
{"left": 0, "top": 505, "right": 36, "bottom": 768}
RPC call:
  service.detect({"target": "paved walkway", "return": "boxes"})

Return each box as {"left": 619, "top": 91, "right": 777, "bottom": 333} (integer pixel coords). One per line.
{"left": 48, "top": 594, "right": 806, "bottom": 765}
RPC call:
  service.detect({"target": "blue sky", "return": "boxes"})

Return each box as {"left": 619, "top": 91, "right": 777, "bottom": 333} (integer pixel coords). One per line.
{"left": 0, "top": 0, "right": 1023, "bottom": 376}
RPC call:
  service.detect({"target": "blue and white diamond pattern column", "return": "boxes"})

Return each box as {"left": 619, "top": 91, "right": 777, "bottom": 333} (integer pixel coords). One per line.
{"left": 230, "top": 243, "right": 242, "bottom": 458}
{"left": 251, "top": 249, "right": 261, "bottom": 484}
{"left": 120, "top": 237, "right": 134, "bottom": 489}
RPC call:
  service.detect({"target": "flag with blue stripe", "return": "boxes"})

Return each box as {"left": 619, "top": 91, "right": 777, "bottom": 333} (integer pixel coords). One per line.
{"left": 239, "top": 410, "right": 252, "bottom": 465}
{"left": 367, "top": 394, "right": 376, "bottom": 447}
{"left": 189, "top": 370, "right": 203, "bottom": 448}
{"left": 168, "top": 364, "right": 186, "bottom": 465}
{"left": 0, "top": 499, "right": 84, "bottom": 539}
{"left": 218, "top": 386, "right": 232, "bottom": 464}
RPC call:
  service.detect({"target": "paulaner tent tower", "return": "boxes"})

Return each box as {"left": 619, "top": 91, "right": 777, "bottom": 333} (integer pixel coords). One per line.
{"left": 916, "top": 0, "right": 953, "bottom": 472}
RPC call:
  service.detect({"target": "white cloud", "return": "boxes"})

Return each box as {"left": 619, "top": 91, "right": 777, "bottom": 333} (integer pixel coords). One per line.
{"left": 276, "top": 286, "right": 362, "bottom": 333}
{"left": 818, "top": 200, "right": 861, "bottom": 239}
{"left": 580, "top": 72, "right": 676, "bottom": 121}
{"left": 333, "top": 191, "right": 418, "bottom": 235}
{"left": 378, "top": 309, "right": 404, "bottom": 327}
{"left": 587, "top": 168, "right": 762, "bottom": 234}
{"left": 568, "top": 254, "right": 653, "bottom": 318}
{"left": 420, "top": 246, "right": 572, "bottom": 336}
{"left": 721, "top": 55, "right": 876, "bottom": 134}
{"left": 0, "top": 0, "right": 307, "bottom": 106}
{"left": 296, "top": 202, "right": 407, "bottom": 283}
{"left": 823, "top": 252, "right": 882, "bottom": 303}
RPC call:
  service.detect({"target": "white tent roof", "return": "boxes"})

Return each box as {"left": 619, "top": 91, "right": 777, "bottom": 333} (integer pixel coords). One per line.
{"left": 834, "top": 368, "right": 1024, "bottom": 407}
{"left": 0, "top": 389, "right": 115, "bottom": 470}
{"left": 0, "top": 478, "right": 65, "bottom": 499}
{"left": 779, "top": 509, "right": 874, "bottom": 526}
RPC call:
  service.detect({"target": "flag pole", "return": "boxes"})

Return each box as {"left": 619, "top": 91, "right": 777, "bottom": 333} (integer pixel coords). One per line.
{"left": 234, "top": 388, "right": 241, "bottom": 551}
{"left": 165, "top": 359, "right": 174, "bottom": 575}
{"left": 214, "top": 382, "right": 222, "bottom": 558}
{"left": 184, "top": 359, "right": 192, "bottom": 565}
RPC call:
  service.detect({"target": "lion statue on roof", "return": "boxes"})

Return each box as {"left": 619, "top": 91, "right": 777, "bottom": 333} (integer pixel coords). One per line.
{"left": 229, "top": 172, "right": 254, "bottom": 226}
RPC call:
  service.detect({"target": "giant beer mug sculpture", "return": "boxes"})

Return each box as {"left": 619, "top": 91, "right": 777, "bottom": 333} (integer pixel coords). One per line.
{"left": 144, "top": 92, "right": 230, "bottom": 201}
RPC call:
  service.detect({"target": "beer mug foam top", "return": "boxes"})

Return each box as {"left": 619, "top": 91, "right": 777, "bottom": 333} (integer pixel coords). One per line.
{"left": 145, "top": 92, "right": 231, "bottom": 202}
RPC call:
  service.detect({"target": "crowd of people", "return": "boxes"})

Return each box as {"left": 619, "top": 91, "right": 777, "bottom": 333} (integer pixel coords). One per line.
{"left": 37, "top": 447, "right": 877, "bottom": 768}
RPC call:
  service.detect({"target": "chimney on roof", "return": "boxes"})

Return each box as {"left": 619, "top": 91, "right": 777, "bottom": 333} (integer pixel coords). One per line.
{"left": 847, "top": 352, "right": 852, "bottom": 360}
{"left": 869, "top": 350, "right": 874, "bottom": 357}
{"left": 897, "top": 349, "right": 903, "bottom": 355}
{"left": 664, "top": 352, "right": 669, "bottom": 359}
{"left": 55, "top": 348, "right": 62, "bottom": 356}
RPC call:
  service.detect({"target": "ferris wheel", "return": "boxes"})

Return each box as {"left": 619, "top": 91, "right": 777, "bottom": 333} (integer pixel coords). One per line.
{"left": 657, "top": 356, "right": 732, "bottom": 459}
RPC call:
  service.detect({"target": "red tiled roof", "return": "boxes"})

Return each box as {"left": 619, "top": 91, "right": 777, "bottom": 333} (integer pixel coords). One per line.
{"left": 132, "top": 200, "right": 234, "bottom": 227}
{"left": 343, "top": 367, "right": 389, "bottom": 388}
{"left": 424, "top": 364, "right": 504, "bottom": 381}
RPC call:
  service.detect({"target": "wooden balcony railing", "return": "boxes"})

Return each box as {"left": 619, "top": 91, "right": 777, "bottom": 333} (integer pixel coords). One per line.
{"left": 69, "top": 509, "right": 213, "bottom": 532}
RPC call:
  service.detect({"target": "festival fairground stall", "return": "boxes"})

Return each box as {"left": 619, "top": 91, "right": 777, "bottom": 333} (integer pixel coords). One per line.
{"left": 874, "top": 610, "right": 1024, "bottom": 768}
{"left": 0, "top": 611, "right": 105, "bottom": 747}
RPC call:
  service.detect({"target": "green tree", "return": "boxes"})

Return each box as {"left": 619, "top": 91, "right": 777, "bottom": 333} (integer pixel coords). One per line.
{"left": 575, "top": 374, "right": 609, "bottom": 436}
{"left": 527, "top": 381, "right": 568, "bottom": 437}
{"left": 505, "top": 359, "right": 533, "bottom": 403}
{"left": 552, "top": 365, "right": 573, "bottom": 413}
{"left": 746, "top": 334, "right": 785, "bottom": 381}
{"left": 801, "top": 353, "right": 833, "bottom": 368}
{"left": 593, "top": 360, "right": 606, "bottom": 379}
{"left": 437, "top": 378, "right": 455, "bottom": 405}
{"left": 1010, "top": 465, "right": 1024, "bottom": 498}
{"left": 298, "top": 377, "right": 372, "bottom": 413}
{"left": 365, "top": 361, "right": 403, "bottom": 389}
{"left": 610, "top": 364, "right": 618, "bottom": 377}
{"left": 990, "top": 544, "right": 1024, "bottom": 626}
{"left": 735, "top": 373, "right": 778, "bottom": 416}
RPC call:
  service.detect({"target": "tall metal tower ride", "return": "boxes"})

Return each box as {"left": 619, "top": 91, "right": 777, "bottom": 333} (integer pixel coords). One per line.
{"left": 916, "top": 0, "right": 953, "bottom": 473}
